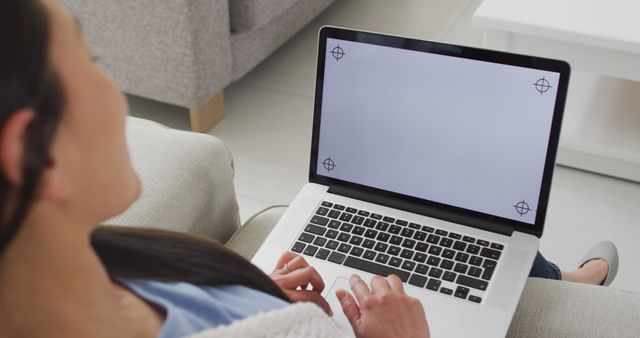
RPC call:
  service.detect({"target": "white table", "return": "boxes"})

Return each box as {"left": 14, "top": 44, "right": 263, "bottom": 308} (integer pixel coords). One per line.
{"left": 472, "top": 0, "right": 640, "bottom": 182}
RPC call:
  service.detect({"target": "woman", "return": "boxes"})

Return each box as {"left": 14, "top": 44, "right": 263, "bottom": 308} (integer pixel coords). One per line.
{"left": 0, "top": 1, "right": 614, "bottom": 337}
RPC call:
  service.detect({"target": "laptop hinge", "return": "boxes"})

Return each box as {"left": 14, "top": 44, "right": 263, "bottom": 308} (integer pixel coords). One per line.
{"left": 328, "top": 185, "right": 514, "bottom": 237}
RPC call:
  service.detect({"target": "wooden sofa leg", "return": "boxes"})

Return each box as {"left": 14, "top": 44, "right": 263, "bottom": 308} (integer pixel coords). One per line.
{"left": 189, "top": 91, "right": 225, "bottom": 133}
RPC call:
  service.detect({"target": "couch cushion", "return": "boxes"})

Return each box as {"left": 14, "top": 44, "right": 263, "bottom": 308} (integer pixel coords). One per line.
{"left": 229, "top": 0, "right": 300, "bottom": 32}
{"left": 225, "top": 206, "right": 286, "bottom": 259}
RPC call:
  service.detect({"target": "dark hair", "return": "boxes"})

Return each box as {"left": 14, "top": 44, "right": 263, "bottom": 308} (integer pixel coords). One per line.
{"left": 0, "top": 0, "right": 65, "bottom": 253}
{"left": 0, "top": 0, "right": 289, "bottom": 303}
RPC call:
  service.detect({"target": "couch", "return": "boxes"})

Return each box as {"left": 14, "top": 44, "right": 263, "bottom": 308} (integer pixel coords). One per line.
{"left": 60, "top": 0, "right": 336, "bottom": 132}
{"left": 115, "top": 117, "right": 640, "bottom": 337}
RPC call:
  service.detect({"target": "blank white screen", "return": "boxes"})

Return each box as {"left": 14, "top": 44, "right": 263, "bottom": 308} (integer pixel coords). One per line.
{"left": 317, "top": 38, "right": 560, "bottom": 224}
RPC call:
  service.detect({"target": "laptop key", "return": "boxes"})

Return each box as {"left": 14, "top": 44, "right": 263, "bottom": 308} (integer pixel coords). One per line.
{"left": 346, "top": 207, "right": 357, "bottom": 214}
{"left": 383, "top": 216, "right": 395, "bottom": 223}
{"left": 440, "top": 238, "right": 453, "bottom": 248}
{"left": 349, "top": 236, "right": 363, "bottom": 246}
{"left": 313, "top": 237, "right": 327, "bottom": 247}
{"left": 390, "top": 235, "right": 403, "bottom": 245}
{"left": 352, "top": 225, "right": 365, "bottom": 235}
{"left": 364, "top": 218, "right": 377, "bottom": 228}
{"left": 340, "top": 223, "right": 353, "bottom": 232}
{"left": 326, "top": 230, "right": 338, "bottom": 239}
{"left": 291, "top": 242, "right": 305, "bottom": 253}
{"left": 400, "top": 249, "right": 414, "bottom": 259}
{"left": 389, "top": 225, "right": 402, "bottom": 234}
{"left": 358, "top": 210, "right": 370, "bottom": 217}
{"left": 339, "top": 213, "right": 353, "bottom": 222}
{"left": 490, "top": 243, "right": 504, "bottom": 251}
{"left": 371, "top": 213, "right": 382, "bottom": 220}
{"left": 454, "top": 286, "right": 469, "bottom": 299}
{"left": 402, "top": 261, "right": 416, "bottom": 271}
{"left": 375, "top": 253, "right": 390, "bottom": 265}
{"left": 375, "top": 222, "right": 389, "bottom": 231}
{"left": 443, "top": 271, "right": 457, "bottom": 282}
{"left": 455, "top": 252, "right": 470, "bottom": 263}
{"left": 321, "top": 201, "right": 333, "bottom": 207}
{"left": 428, "top": 246, "right": 442, "bottom": 256}
{"left": 305, "top": 224, "right": 326, "bottom": 236}
{"left": 363, "top": 239, "right": 375, "bottom": 249}
{"left": 389, "top": 257, "right": 402, "bottom": 267}
{"left": 477, "top": 239, "right": 490, "bottom": 247}
{"left": 316, "top": 207, "right": 329, "bottom": 216}
{"left": 426, "top": 279, "right": 441, "bottom": 291}
{"left": 374, "top": 242, "right": 389, "bottom": 253}
{"left": 427, "top": 234, "right": 440, "bottom": 244}
{"left": 427, "top": 256, "right": 441, "bottom": 266}
{"left": 328, "top": 220, "right": 341, "bottom": 229}
{"left": 415, "top": 264, "right": 429, "bottom": 275}
{"left": 469, "top": 295, "right": 482, "bottom": 303}
{"left": 401, "top": 228, "right": 414, "bottom": 238}
{"left": 363, "top": 250, "right": 376, "bottom": 260}
{"left": 468, "top": 267, "right": 482, "bottom": 278}
{"left": 376, "top": 232, "right": 391, "bottom": 242}
{"left": 440, "top": 287, "right": 453, "bottom": 295}
{"left": 422, "top": 225, "right": 434, "bottom": 233}
{"left": 343, "top": 256, "right": 410, "bottom": 282}
{"left": 387, "top": 246, "right": 401, "bottom": 256}
{"left": 415, "top": 242, "right": 429, "bottom": 252}
{"left": 436, "top": 229, "right": 448, "bottom": 236}
{"left": 326, "top": 240, "right": 339, "bottom": 250}
{"left": 440, "top": 259, "right": 454, "bottom": 270}
{"left": 466, "top": 244, "right": 480, "bottom": 255}
{"left": 316, "top": 248, "right": 330, "bottom": 260}
{"left": 428, "top": 268, "right": 443, "bottom": 279}
{"left": 414, "top": 231, "right": 427, "bottom": 241}
{"left": 352, "top": 216, "right": 365, "bottom": 225}
{"left": 298, "top": 232, "right": 315, "bottom": 243}
{"left": 457, "top": 275, "right": 488, "bottom": 291}
{"left": 462, "top": 236, "right": 476, "bottom": 243}
{"left": 337, "top": 232, "right": 351, "bottom": 242}
{"left": 448, "top": 232, "right": 462, "bottom": 240}
{"left": 310, "top": 216, "right": 329, "bottom": 226}
{"left": 469, "top": 256, "right": 483, "bottom": 266}
{"left": 338, "top": 243, "right": 351, "bottom": 254}
{"left": 402, "top": 239, "right": 416, "bottom": 249}
{"left": 350, "top": 247, "right": 364, "bottom": 257}
{"left": 442, "top": 249, "right": 455, "bottom": 259}
{"left": 482, "top": 267, "right": 495, "bottom": 281}
{"left": 453, "top": 241, "right": 467, "bottom": 251}
{"left": 304, "top": 245, "right": 318, "bottom": 256}
{"left": 409, "top": 274, "right": 428, "bottom": 288}
{"left": 483, "top": 259, "right": 497, "bottom": 269}
{"left": 328, "top": 251, "right": 347, "bottom": 264}
{"left": 333, "top": 204, "right": 345, "bottom": 211}
{"left": 327, "top": 210, "right": 341, "bottom": 219}
{"left": 454, "top": 263, "right": 469, "bottom": 274}
{"left": 480, "top": 247, "right": 501, "bottom": 260}
{"left": 364, "top": 229, "right": 378, "bottom": 239}
{"left": 414, "top": 253, "right": 427, "bottom": 263}
{"left": 396, "top": 219, "right": 408, "bottom": 226}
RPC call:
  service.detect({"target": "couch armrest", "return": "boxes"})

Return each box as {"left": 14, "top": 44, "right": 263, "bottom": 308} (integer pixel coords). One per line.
{"left": 105, "top": 117, "right": 241, "bottom": 243}
{"left": 60, "top": 0, "right": 232, "bottom": 108}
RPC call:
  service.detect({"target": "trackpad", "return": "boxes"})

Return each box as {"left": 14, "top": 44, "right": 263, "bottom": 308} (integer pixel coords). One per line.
{"left": 326, "top": 277, "right": 356, "bottom": 337}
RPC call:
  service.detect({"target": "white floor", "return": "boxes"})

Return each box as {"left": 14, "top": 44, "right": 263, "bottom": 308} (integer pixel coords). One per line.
{"left": 129, "top": 0, "right": 640, "bottom": 293}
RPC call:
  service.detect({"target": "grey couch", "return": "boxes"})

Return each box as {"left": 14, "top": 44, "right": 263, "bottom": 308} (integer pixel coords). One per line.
{"left": 61, "top": 0, "right": 335, "bottom": 132}
{"left": 117, "top": 117, "right": 640, "bottom": 337}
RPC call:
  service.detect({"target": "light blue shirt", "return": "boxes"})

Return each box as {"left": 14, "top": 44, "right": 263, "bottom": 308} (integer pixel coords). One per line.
{"left": 123, "top": 280, "right": 289, "bottom": 338}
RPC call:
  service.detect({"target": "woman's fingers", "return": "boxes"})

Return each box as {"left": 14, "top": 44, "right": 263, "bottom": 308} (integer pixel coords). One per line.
{"left": 285, "top": 255, "right": 309, "bottom": 272}
{"left": 275, "top": 251, "right": 300, "bottom": 269}
{"left": 287, "top": 289, "right": 333, "bottom": 316}
{"left": 349, "top": 274, "right": 371, "bottom": 305}
{"left": 274, "top": 266, "right": 325, "bottom": 292}
{"left": 336, "top": 289, "right": 361, "bottom": 332}
{"left": 370, "top": 275, "right": 390, "bottom": 294}
{"left": 387, "top": 274, "right": 405, "bottom": 293}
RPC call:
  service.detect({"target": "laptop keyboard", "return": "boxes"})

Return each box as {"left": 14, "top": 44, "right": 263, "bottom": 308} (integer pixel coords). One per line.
{"left": 290, "top": 201, "right": 505, "bottom": 304}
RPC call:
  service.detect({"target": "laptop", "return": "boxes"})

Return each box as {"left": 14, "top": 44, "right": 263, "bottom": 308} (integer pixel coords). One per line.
{"left": 252, "top": 26, "right": 570, "bottom": 337}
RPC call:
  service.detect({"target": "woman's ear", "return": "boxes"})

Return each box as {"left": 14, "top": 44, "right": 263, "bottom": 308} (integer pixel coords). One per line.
{"left": 0, "top": 109, "right": 35, "bottom": 185}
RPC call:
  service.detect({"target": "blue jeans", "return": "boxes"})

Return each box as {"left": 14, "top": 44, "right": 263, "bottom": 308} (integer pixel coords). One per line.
{"left": 529, "top": 252, "right": 562, "bottom": 280}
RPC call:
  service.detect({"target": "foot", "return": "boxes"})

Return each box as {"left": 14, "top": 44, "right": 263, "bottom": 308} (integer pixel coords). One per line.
{"left": 561, "top": 259, "right": 609, "bottom": 285}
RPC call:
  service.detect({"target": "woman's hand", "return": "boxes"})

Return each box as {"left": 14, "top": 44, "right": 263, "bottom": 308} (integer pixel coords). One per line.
{"left": 269, "top": 251, "right": 333, "bottom": 316}
{"left": 336, "top": 274, "right": 430, "bottom": 338}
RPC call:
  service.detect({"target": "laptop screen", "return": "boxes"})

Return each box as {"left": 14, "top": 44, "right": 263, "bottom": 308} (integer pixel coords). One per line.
{"left": 313, "top": 32, "right": 566, "bottom": 228}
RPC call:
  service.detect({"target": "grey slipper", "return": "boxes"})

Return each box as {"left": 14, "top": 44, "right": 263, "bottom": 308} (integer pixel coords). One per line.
{"left": 577, "top": 241, "right": 619, "bottom": 286}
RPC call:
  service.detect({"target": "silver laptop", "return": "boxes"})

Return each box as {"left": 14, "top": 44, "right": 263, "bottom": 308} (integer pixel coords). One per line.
{"left": 252, "top": 26, "right": 570, "bottom": 337}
